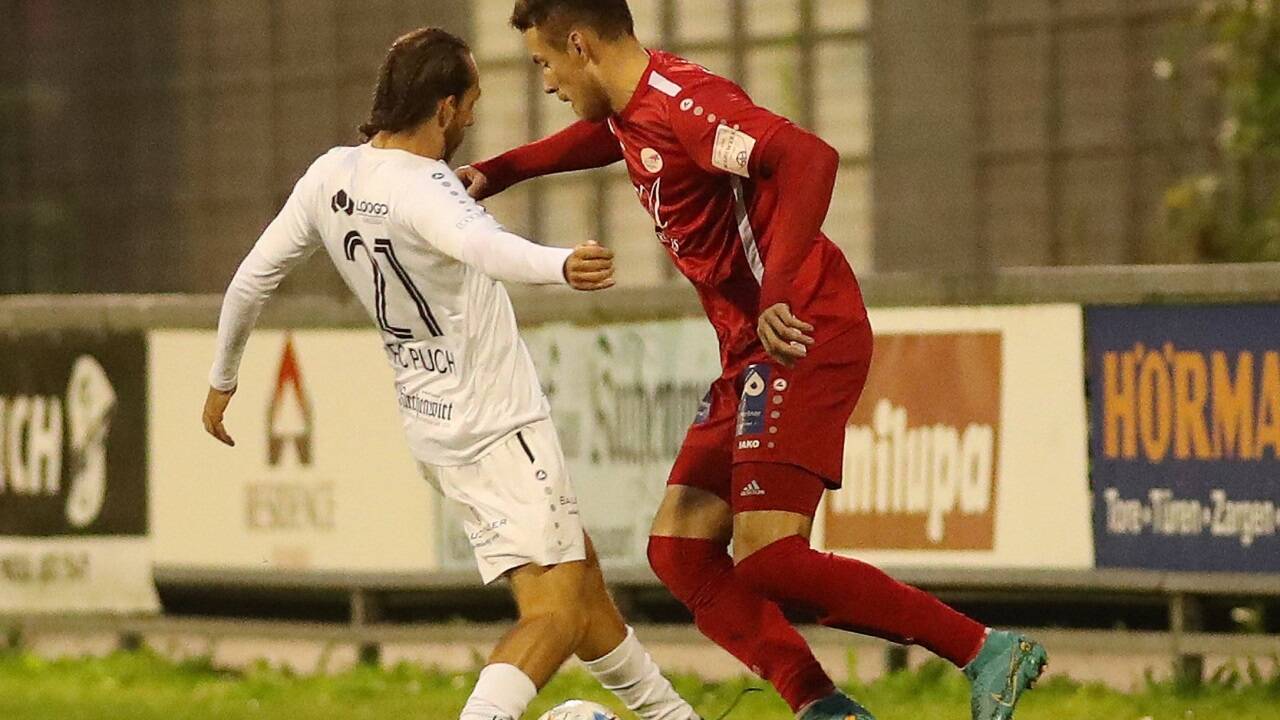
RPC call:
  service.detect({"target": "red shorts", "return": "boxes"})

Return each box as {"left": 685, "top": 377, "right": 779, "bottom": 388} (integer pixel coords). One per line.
{"left": 668, "top": 320, "right": 873, "bottom": 516}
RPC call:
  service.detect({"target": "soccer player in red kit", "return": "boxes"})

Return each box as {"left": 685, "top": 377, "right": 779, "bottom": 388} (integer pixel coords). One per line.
{"left": 460, "top": 2, "right": 1047, "bottom": 719}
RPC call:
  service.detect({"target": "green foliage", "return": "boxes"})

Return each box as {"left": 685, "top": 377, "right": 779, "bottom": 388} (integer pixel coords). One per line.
{"left": 1164, "top": 0, "right": 1280, "bottom": 261}
{"left": 3, "top": 650, "right": 1280, "bottom": 720}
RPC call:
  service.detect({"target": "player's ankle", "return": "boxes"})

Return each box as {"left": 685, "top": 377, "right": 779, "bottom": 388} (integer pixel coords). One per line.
{"left": 459, "top": 663, "right": 537, "bottom": 720}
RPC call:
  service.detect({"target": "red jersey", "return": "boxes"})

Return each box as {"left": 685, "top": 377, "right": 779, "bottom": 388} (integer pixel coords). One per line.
{"left": 606, "top": 51, "right": 865, "bottom": 372}
{"left": 481, "top": 50, "right": 867, "bottom": 374}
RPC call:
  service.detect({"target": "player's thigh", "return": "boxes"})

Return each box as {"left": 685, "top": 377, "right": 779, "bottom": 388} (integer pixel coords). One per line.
{"left": 730, "top": 461, "right": 826, "bottom": 564}
{"left": 423, "top": 420, "right": 586, "bottom": 585}
{"left": 651, "top": 380, "right": 736, "bottom": 541}
{"left": 733, "top": 511, "right": 813, "bottom": 564}
{"left": 650, "top": 484, "right": 733, "bottom": 542}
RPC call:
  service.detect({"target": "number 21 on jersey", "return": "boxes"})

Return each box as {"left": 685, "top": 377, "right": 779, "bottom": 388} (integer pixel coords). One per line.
{"left": 343, "top": 230, "right": 443, "bottom": 339}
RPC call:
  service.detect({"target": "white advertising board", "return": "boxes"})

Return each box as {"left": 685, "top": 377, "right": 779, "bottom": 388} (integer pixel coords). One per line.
{"left": 814, "top": 305, "right": 1093, "bottom": 569}
{"left": 149, "top": 331, "right": 437, "bottom": 573}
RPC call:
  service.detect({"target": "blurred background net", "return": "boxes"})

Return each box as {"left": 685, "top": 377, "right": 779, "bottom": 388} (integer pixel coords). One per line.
{"left": 0, "top": 0, "right": 1223, "bottom": 295}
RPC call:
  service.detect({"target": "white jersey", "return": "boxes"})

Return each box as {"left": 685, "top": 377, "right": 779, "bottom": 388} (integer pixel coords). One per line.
{"left": 210, "top": 144, "right": 572, "bottom": 465}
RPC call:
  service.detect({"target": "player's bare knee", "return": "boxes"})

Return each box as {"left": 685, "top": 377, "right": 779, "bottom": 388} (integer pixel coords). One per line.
{"left": 649, "top": 486, "right": 733, "bottom": 541}
{"left": 732, "top": 511, "right": 811, "bottom": 565}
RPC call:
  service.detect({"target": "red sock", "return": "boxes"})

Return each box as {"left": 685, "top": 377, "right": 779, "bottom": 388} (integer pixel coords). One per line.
{"left": 648, "top": 536, "right": 835, "bottom": 712}
{"left": 736, "top": 535, "right": 987, "bottom": 667}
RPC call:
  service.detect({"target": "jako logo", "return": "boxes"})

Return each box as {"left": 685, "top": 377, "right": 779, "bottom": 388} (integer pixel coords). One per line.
{"left": 0, "top": 356, "right": 115, "bottom": 528}
{"left": 266, "top": 335, "right": 313, "bottom": 467}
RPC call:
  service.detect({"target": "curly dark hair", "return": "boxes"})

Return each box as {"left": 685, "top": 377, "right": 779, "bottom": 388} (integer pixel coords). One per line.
{"left": 358, "top": 27, "right": 474, "bottom": 141}
{"left": 510, "top": 0, "right": 636, "bottom": 46}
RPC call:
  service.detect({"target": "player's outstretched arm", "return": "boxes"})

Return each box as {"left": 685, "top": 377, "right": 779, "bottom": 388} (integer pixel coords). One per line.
{"left": 407, "top": 170, "right": 613, "bottom": 289}
{"left": 461, "top": 120, "right": 623, "bottom": 200}
{"left": 205, "top": 175, "right": 321, "bottom": 446}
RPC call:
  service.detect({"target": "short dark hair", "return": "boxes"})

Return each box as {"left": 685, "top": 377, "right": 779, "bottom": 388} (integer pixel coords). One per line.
{"left": 358, "top": 27, "right": 474, "bottom": 141}
{"left": 510, "top": 0, "right": 636, "bottom": 45}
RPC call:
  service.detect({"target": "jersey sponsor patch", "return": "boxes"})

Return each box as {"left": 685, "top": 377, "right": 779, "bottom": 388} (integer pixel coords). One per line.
{"left": 736, "top": 363, "right": 771, "bottom": 436}
{"left": 641, "top": 147, "right": 664, "bottom": 173}
{"left": 713, "top": 124, "right": 756, "bottom": 178}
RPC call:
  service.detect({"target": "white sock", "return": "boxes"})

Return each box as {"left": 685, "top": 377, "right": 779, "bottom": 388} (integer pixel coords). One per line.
{"left": 460, "top": 663, "right": 538, "bottom": 720}
{"left": 583, "top": 627, "right": 699, "bottom": 720}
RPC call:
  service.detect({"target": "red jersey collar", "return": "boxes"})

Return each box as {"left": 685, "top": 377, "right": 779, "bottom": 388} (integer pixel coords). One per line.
{"left": 616, "top": 49, "right": 658, "bottom": 121}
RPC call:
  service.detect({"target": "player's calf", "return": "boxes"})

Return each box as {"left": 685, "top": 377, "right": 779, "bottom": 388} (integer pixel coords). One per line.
{"left": 577, "top": 535, "right": 700, "bottom": 720}
{"left": 581, "top": 624, "right": 701, "bottom": 720}
{"left": 732, "top": 466, "right": 987, "bottom": 669}
{"left": 647, "top": 533, "right": 837, "bottom": 714}
{"left": 460, "top": 560, "right": 591, "bottom": 720}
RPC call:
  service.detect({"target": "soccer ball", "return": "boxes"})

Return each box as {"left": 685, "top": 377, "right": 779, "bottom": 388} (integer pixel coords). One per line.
{"left": 536, "top": 699, "right": 621, "bottom": 720}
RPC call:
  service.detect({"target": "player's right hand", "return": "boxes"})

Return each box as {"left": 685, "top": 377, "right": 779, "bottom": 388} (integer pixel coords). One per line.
{"left": 758, "top": 302, "right": 815, "bottom": 367}
{"left": 456, "top": 165, "right": 492, "bottom": 200}
{"left": 202, "top": 386, "right": 237, "bottom": 447}
{"left": 564, "top": 241, "right": 615, "bottom": 291}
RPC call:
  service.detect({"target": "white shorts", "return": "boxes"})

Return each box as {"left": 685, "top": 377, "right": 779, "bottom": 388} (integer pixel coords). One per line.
{"left": 420, "top": 419, "right": 585, "bottom": 584}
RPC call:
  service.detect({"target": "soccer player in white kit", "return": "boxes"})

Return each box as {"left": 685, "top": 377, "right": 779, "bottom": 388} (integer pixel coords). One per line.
{"left": 201, "top": 27, "right": 700, "bottom": 720}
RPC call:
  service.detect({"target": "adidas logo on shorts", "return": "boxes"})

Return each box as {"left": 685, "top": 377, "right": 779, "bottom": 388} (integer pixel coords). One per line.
{"left": 739, "top": 479, "right": 766, "bottom": 497}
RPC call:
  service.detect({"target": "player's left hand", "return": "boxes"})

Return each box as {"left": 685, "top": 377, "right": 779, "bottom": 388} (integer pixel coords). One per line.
{"left": 758, "top": 303, "right": 815, "bottom": 367}
{"left": 202, "top": 386, "right": 237, "bottom": 447}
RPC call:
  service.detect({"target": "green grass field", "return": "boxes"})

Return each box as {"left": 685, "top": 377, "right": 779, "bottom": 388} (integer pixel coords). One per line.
{"left": 2, "top": 649, "right": 1279, "bottom": 720}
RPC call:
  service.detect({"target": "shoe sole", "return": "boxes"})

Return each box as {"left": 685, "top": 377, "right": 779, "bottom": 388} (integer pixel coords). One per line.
{"left": 992, "top": 640, "right": 1049, "bottom": 720}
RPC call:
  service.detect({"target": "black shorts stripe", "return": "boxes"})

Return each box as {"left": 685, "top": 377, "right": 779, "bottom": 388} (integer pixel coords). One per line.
{"left": 516, "top": 431, "right": 536, "bottom": 463}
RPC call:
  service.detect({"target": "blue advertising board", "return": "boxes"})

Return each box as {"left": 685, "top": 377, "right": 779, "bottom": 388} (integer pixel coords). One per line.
{"left": 1087, "top": 305, "right": 1280, "bottom": 572}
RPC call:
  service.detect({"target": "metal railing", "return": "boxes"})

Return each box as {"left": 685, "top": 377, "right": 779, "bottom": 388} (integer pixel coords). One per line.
{"left": 5, "top": 262, "right": 1280, "bottom": 682}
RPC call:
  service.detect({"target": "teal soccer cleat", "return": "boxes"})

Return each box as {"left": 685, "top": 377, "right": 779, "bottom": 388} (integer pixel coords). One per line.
{"left": 963, "top": 630, "right": 1048, "bottom": 720}
{"left": 796, "top": 691, "right": 876, "bottom": 720}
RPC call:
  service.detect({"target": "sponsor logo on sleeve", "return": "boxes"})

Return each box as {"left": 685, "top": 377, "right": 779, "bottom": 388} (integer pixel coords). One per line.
{"left": 712, "top": 124, "right": 756, "bottom": 178}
